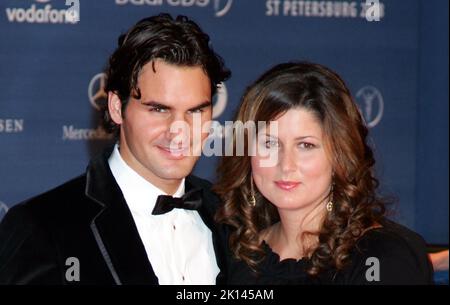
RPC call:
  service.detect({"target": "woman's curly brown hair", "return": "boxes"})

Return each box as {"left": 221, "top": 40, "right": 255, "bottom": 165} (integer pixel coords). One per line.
{"left": 214, "top": 62, "right": 386, "bottom": 276}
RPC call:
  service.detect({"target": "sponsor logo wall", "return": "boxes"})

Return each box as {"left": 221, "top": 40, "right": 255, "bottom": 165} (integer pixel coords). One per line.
{"left": 0, "top": 0, "right": 447, "bottom": 244}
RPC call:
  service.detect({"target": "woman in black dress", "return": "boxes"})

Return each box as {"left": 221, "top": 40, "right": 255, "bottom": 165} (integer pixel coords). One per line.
{"left": 214, "top": 62, "right": 434, "bottom": 285}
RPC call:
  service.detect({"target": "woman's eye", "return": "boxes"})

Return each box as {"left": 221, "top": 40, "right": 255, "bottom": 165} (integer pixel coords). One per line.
{"left": 299, "top": 142, "right": 315, "bottom": 149}
{"left": 264, "top": 140, "right": 278, "bottom": 148}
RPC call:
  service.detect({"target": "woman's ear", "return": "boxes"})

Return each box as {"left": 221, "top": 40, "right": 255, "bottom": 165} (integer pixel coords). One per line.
{"left": 108, "top": 91, "right": 123, "bottom": 124}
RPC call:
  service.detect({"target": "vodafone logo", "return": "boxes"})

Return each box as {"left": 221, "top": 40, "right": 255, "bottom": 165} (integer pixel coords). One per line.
{"left": 5, "top": 0, "right": 80, "bottom": 24}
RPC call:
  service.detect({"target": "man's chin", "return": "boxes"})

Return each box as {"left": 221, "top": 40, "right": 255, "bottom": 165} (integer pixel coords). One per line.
{"left": 153, "top": 163, "right": 195, "bottom": 180}
{"left": 156, "top": 171, "right": 193, "bottom": 181}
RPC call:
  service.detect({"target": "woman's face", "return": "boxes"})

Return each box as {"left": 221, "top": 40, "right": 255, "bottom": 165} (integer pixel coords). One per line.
{"left": 251, "top": 108, "right": 333, "bottom": 213}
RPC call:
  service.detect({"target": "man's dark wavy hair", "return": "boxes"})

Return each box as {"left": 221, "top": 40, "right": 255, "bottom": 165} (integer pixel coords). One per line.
{"left": 102, "top": 13, "right": 231, "bottom": 134}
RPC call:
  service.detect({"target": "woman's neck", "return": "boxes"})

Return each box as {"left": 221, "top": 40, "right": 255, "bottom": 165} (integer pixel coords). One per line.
{"left": 265, "top": 201, "right": 328, "bottom": 260}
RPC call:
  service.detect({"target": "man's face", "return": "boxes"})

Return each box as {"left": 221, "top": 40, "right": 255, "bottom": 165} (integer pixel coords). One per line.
{"left": 108, "top": 60, "right": 212, "bottom": 193}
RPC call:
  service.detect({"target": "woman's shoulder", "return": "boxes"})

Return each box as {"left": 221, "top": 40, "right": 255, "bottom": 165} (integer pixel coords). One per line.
{"left": 335, "top": 219, "right": 434, "bottom": 285}
{"left": 357, "top": 219, "right": 427, "bottom": 255}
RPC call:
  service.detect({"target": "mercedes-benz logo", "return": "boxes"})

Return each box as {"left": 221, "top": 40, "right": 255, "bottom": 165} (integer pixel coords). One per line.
{"left": 0, "top": 201, "right": 8, "bottom": 221}
{"left": 88, "top": 73, "right": 107, "bottom": 111}
{"left": 213, "top": 82, "right": 228, "bottom": 119}
{"left": 214, "top": 0, "right": 233, "bottom": 17}
{"left": 356, "top": 86, "right": 384, "bottom": 128}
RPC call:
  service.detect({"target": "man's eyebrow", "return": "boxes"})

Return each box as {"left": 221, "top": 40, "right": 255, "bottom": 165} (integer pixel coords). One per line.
{"left": 141, "top": 101, "right": 172, "bottom": 110}
{"left": 188, "top": 101, "right": 212, "bottom": 112}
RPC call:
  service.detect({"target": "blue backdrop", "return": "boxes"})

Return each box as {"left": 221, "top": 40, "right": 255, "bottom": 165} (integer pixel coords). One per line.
{"left": 0, "top": 0, "right": 448, "bottom": 245}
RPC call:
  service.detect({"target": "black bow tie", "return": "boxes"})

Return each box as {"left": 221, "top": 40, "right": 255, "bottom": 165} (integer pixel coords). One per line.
{"left": 151, "top": 188, "right": 203, "bottom": 215}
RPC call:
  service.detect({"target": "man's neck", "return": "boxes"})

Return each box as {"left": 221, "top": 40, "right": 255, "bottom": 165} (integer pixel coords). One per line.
{"left": 116, "top": 144, "right": 183, "bottom": 195}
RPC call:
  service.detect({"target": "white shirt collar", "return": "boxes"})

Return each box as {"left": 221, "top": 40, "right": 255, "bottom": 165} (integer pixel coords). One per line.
{"left": 108, "top": 144, "right": 185, "bottom": 214}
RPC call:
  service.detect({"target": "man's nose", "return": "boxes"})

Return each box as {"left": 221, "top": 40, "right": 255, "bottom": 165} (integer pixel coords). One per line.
{"left": 165, "top": 113, "right": 190, "bottom": 142}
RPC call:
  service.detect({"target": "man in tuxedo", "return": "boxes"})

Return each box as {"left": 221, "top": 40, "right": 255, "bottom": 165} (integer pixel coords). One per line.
{"left": 0, "top": 14, "right": 230, "bottom": 284}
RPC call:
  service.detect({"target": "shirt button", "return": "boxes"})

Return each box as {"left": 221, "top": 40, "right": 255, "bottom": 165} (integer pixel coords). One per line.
{"left": 182, "top": 275, "right": 185, "bottom": 281}
{"left": 173, "top": 225, "right": 176, "bottom": 230}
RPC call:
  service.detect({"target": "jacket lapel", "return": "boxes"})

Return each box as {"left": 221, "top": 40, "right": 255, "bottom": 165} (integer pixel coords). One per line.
{"left": 85, "top": 150, "right": 158, "bottom": 285}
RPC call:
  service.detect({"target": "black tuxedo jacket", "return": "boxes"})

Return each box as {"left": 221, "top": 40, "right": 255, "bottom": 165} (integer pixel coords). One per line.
{"left": 0, "top": 150, "right": 227, "bottom": 284}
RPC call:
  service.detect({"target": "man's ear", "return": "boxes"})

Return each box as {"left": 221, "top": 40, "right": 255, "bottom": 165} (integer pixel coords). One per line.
{"left": 108, "top": 91, "right": 123, "bottom": 124}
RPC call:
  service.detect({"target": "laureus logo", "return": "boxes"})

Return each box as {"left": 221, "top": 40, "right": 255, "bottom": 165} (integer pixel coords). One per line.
{"left": 356, "top": 86, "right": 384, "bottom": 128}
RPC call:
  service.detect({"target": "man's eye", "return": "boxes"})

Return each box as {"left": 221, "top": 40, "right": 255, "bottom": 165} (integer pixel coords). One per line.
{"left": 150, "top": 107, "right": 168, "bottom": 113}
{"left": 189, "top": 108, "right": 204, "bottom": 114}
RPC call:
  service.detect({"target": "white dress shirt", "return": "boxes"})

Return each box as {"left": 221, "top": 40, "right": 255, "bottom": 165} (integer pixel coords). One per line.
{"left": 108, "top": 144, "right": 219, "bottom": 284}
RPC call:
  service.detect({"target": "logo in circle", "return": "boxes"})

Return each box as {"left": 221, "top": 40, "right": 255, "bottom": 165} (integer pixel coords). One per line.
{"left": 356, "top": 86, "right": 384, "bottom": 128}
{"left": 88, "top": 73, "right": 107, "bottom": 111}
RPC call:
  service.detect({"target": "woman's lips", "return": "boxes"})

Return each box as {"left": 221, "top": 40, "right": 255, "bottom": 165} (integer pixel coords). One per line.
{"left": 274, "top": 181, "right": 301, "bottom": 190}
